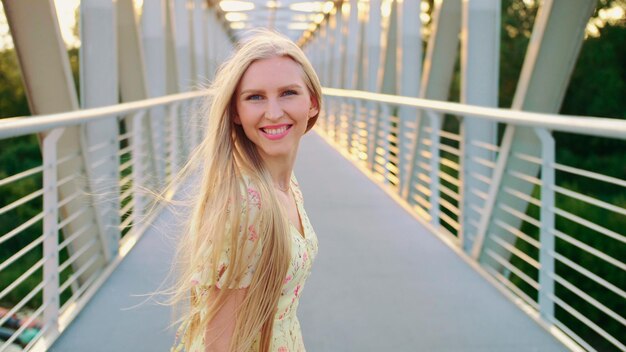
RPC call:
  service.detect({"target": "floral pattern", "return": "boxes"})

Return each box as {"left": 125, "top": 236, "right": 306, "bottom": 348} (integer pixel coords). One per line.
{"left": 172, "top": 174, "right": 318, "bottom": 352}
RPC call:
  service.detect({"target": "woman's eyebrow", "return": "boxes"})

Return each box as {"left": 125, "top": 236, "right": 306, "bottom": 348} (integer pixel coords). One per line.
{"left": 239, "top": 84, "right": 304, "bottom": 96}
{"left": 239, "top": 89, "right": 260, "bottom": 96}
{"left": 279, "top": 84, "right": 304, "bottom": 90}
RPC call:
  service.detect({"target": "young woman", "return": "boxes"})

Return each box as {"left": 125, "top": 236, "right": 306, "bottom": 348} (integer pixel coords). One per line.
{"left": 170, "top": 29, "right": 322, "bottom": 352}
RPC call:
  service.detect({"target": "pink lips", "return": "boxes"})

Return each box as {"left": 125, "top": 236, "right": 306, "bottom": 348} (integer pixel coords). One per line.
{"left": 260, "top": 124, "right": 292, "bottom": 140}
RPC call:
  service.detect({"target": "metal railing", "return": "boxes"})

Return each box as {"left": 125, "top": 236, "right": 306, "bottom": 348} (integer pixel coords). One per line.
{"left": 1, "top": 87, "right": 624, "bottom": 351}
{"left": 319, "top": 87, "right": 626, "bottom": 352}
{"left": 0, "top": 91, "right": 207, "bottom": 351}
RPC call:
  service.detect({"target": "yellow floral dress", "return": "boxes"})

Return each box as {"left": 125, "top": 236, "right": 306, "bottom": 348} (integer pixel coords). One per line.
{"left": 172, "top": 174, "right": 318, "bottom": 352}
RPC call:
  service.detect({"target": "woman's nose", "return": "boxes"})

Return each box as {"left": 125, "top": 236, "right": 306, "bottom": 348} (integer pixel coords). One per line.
{"left": 264, "top": 99, "right": 284, "bottom": 120}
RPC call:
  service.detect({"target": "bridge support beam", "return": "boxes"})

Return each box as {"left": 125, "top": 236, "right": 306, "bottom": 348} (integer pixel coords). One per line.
{"left": 396, "top": 0, "right": 422, "bottom": 193}
{"left": 403, "top": 0, "right": 462, "bottom": 225}
{"left": 470, "top": 0, "right": 597, "bottom": 324}
{"left": 459, "top": 0, "right": 500, "bottom": 251}
{"left": 142, "top": 0, "right": 168, "bottom": 182}
{"left": 117, "top": 0, "right": 158, "bottom": 188}
{"left": 2, "top": 0, "right": 106, "bottom": 344}
{"left": 363, "top": 0, "right": 382, "bottom": 171}
{"left": 80, "top": 0, "right": 121, "bottom": 262}
{"left": 331, "top": 4, "right": 345, "bottom": 143}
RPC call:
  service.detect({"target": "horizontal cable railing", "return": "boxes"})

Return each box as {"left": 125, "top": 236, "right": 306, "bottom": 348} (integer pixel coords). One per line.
{"left": 318, "top": 87, "right": 626, "bottom": 352}
{"left": 0, "top": 91, "right": 207, "bottom": 351}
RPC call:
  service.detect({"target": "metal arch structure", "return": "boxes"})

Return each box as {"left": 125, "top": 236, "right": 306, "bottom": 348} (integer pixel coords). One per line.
{"left": 0, "top": 0, "right": 232, "bottom": 349}
{"left": 0, "top": 0, "right": 624, "bottom": 351}
{"left": 302, "top": 0, "right": 622, "bottom": 351}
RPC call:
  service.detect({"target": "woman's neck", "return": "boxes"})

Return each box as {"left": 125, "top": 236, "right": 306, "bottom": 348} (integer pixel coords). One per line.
{"left": 261, "top": 152, "right": 296, "bottom": 192}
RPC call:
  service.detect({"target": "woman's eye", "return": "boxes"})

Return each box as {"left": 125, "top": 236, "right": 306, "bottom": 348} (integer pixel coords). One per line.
{"left": 246, "top": 94, "right": 263, "bottom": 101}
{"left": 283, "top": 90, "right": 298, "bottom": 96}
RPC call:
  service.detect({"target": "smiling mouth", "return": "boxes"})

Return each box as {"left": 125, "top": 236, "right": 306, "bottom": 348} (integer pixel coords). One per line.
{"left": 260, "top": 125, "right": 292, "bottom": 135}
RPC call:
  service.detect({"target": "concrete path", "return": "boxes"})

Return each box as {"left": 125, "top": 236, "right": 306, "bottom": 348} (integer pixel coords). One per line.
{"left": 51, "top": 131, "right": 567, "bottom": 351}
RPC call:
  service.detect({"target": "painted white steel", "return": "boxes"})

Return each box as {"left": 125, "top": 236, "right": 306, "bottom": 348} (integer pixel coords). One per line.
{"left": 322, "top": 88, "right": 626, "bottom": 139}
{"left": 0, "top": 92, "right": 209, "bottom": 352}
{"left": 318, "top": 86, "right": 626, "bottom": 352}
{"left": 364, "top": 0, "right": 382, "bottom": 94}
{"left": 536, "top": 128, "right": 555, "bottom": 322}
{"left": 5, "top": 0, "right": 108, "bottom": 310}
{"left": 364, "top": 0, "right": 382, "bottom": 170}
{"left": 0, "top": 165, "right": 43, "bottom": 187}
{"left": 343, "top": 0, "right": 361, "bottom": 90}
{"left": 81, "top": 0, "right": 121, "bottom": 264}
{"left": 426, "top": 110, "right": 441, "bottom": 226}
{"left": 402, "top": 0, "right": 461, "bottom": 205}
{"left": 142, "top": 0, "right": 167, "bottom": 98}
{"left": 0, "top": 189, "right": 44, "bottom": 216}
{"left": 473, "top": 0, "right": 597, "bottom": 326}
{"left": 379, "top": 0, "right": 397, "bottom": 95}
{"left": 168, "top": 104, "right": 181, "bottom": 176}
{"left": 460, "top": 0, "right": 499, "bottom": 251}
{"left": 142, "top": 0, "right": 168, "bottom": 183}
{"left": 42, "top": 128, "right": 64, "bottom": 343}
{"left": 554, "top": 163, "right": 626, "bottom": 188}
{"left": 396, "top": 0, "right": 422, "bottom": 193}
{"left": 2, "top": 0, "right": 79, "bottom": 112}
{"left": 172, "top": 0, "right": 192, "bottom": 91}
{"left": 165, "top": 0, "right": 180, "bottom": 95}
{"left": 192, "top": 0, "right": 207, "bottom": 84}
{"left": 118, "top": 0, "right": 149, "bottom": 102}
{"left": 331, "top": 6, "right": 344, "bottom": 90}
{"left": 0, "top": 91, "right": 208, "bottom": 139}
{"left": 1, "top": 3, "right": 233, "bottom": 350}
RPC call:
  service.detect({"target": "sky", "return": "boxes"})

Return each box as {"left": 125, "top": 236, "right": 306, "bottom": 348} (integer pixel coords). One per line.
{"left": 0, "top": 0, "right": 79, "bottom": 50}
{"left": 0, "top": 0, "right": 143, "bottom": 50}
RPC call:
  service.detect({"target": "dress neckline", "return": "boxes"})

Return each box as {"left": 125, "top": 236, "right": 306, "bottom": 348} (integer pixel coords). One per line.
{"left": 289, "top": 179, "right": 306, "bottom": 240}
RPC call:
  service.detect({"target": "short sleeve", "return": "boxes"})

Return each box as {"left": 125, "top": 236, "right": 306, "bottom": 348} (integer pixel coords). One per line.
{"left": 191, "top": 178, "right": 263, "bottom": 291}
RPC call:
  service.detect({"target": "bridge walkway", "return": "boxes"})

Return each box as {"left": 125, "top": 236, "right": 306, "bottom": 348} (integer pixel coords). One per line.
{"left": 50, "top": 132, "right": 567, "bottom": 351}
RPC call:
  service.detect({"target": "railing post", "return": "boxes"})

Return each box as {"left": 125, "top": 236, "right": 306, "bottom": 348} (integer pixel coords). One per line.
{"left": 42, "top": 128, "right": 64, "bottom": 339}
{"left": 471, "top": 125, "right": 516, "bottom": 259}
{"left": 169, "top": 103, "right": 181, "bottom": 176}
{"left": 536, "top": 127, "right": 555, "bottom": 322}
{"left": 426, "top": 110, "right": 441, "bottom": 226}
{"left": 132, "top": 112, "right": 146, "bottom": 227}
{"left": 335, "top": 99, "right": 343, "bottom": 144}
{"left": 326, "top": 97, "right": 335, "bottom": 138}
{"left": 367, "top": 101, "right": 380, "bottom": 171}
{"left": 379, "top": 104, "right": 392, "bottom": 183}
{"left": 348, "top": 98, "right": 360, "bottom": 157}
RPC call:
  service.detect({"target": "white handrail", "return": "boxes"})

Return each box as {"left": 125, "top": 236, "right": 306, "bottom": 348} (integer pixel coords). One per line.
{"left": 317, "top": 87, "right": 626, "bottom": 352}
{"left": 322, "top": 87, "right": 626, "bottom": 139}
{"left": 0, "top": 90, "right": 209, "bottom": 139}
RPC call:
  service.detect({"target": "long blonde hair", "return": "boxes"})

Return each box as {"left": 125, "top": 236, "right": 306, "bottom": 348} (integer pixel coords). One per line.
{"left": 169, "top": 29, "right": 322, "bottom": 351}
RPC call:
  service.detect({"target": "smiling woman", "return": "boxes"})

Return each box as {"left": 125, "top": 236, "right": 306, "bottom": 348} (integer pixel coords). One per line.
{"left": 166, "top": 29, "right": 322, "bottom": 352}
{"left": 235, "top": 56, "right": 318, "bottom": 163}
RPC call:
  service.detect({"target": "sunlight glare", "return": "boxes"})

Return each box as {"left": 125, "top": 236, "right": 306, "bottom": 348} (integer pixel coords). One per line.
{"left": 220, "top": 1, "right": 255, "bottom": 12}
{"left": 225, "top": 12, "right": 249, "bottom": 22}
{"left": 289, "top": 1, "right": 332, "bottom": 13}
{"left": 230, "top": 21, "right": 247, "bottom": 29}
{"left": 55, "top": 0, "right": 80, "bottom": 48}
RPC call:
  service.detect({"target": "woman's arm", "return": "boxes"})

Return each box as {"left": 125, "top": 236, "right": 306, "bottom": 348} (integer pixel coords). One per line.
{"left": 204, "top": 288, "right": 248, "bottom": 352}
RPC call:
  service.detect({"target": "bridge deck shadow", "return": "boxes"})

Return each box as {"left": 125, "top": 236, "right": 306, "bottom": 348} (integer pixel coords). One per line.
{"left": 50, "top": 131, "right": 567, "bottom": 352}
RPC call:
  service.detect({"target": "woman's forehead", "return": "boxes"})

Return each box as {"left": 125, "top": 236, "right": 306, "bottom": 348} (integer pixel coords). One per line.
{"left": 238, "top": 56, "right": 306, "bottom": 90}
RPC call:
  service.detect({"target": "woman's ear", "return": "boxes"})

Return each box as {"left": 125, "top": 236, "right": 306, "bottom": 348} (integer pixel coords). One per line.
{"left": 233, "top": 114, "right": 241, "bottom": 125}
{"left": 308, "top": 97, "right": 320, "bottom": 118}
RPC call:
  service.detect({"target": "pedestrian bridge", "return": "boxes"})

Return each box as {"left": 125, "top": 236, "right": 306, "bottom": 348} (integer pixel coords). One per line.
{"left": 0, "top": 1, "right": 625, "bottom": 352}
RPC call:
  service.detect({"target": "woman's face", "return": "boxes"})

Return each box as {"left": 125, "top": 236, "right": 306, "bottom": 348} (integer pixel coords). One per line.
{"left": 234, "top": 56, "right": 318, "bottom": 162}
